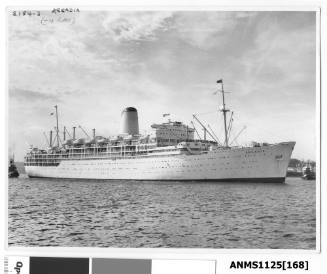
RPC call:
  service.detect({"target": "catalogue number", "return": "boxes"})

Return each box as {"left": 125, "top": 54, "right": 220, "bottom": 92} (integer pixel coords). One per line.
{"left": 230, "top": 261, "right": 309, "bottom": 270}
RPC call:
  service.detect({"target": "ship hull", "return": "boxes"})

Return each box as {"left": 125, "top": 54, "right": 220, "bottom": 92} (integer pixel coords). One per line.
{"left": 25, "top": 142, "right": 295, "bottom": 182}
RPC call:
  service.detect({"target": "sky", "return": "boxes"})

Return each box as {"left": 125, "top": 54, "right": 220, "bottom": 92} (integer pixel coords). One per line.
{"left": 8, "top": 10, "right": 317, "bottom": 161}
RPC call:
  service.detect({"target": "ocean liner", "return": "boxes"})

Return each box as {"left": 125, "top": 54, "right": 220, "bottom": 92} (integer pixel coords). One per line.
{"left": 24, "top": 80, "right": 295, "bottom": 182}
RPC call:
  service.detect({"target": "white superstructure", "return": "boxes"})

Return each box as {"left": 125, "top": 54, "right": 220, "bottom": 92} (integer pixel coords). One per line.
{"left": 25, "top": 141, "right": 295, "bottom": 182}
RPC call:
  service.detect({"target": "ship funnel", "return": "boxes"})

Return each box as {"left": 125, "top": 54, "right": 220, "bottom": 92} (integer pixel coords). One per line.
{"left": 121, "top": 107, "right": 139, "bottom": 135}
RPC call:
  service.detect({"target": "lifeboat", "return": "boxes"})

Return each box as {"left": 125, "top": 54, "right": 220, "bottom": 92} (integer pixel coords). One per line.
{"left": 73, "top": 138, "right": 85, "bottom": 145}
{"left": 94, "top": 136, "right": 106, "bottom": 144}
{"left": 85, "top": 138, "right": 95, "bottom": 145}
{"left": 63, "top": 139, "right": 74, "bottom": 146}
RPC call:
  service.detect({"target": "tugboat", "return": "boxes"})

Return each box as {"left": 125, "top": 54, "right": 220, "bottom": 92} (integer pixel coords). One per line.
{"left": 302, "top": 162, "right": 316, "bottom": 180}
{"left": 8, "top": 157, "right": 19, "bottom": 178}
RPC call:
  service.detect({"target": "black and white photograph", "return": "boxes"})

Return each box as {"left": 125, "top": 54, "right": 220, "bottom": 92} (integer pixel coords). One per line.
{"left": 7, "top": 9, "right": 318, "bottom": 249}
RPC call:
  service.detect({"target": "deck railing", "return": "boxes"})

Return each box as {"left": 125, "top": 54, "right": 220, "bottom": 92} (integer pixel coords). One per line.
{"left": 24, "top": 145, "right": 191, "bottom": 166}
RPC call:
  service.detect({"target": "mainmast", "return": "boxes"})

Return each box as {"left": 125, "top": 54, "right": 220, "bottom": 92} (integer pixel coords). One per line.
{"left": 217, "top": 79, "right": 230, "bottom": 147}
{"left": 54, "top": 105, "right": 59, "bottom": 147}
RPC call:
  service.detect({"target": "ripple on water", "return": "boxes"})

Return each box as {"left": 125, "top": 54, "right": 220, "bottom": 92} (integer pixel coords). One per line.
{"left": 8, "top": 177, "right": 316, "bottom": 249}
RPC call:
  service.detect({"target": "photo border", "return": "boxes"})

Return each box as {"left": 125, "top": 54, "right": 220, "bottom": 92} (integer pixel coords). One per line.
{"left": 2, "top": 3, "right": 323, "bottom": 260}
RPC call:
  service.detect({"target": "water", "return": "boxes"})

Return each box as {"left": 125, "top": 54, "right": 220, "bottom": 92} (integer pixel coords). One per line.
{"left": 8, "top": 176, "right": 316, "bottom": 249}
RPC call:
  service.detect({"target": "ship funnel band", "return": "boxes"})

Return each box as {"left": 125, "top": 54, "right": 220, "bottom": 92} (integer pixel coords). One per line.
{"left": 122, "top": 107, "right": 137, "bottom": 114}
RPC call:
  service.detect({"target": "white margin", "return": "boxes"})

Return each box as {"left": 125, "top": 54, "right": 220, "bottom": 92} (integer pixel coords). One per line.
{"left": 1, "top": 1, "right": 325, "bottom": 274}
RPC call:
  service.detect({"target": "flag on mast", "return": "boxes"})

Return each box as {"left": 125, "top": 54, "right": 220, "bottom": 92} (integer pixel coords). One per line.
{"left": 163, "top": 113, "right": 170, "bottom": 117}
{"left": 217, "top": 79, "right": 223, "bottom": 83}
